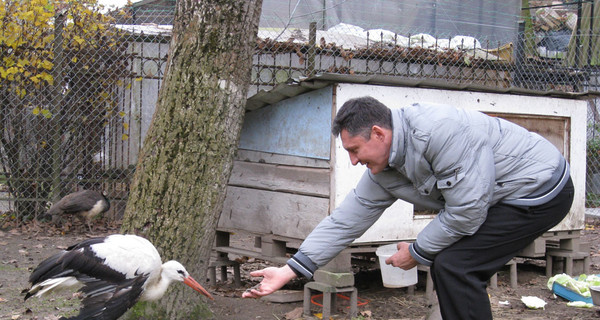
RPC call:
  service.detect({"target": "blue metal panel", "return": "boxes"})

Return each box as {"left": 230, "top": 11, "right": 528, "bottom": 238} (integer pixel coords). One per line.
{"left": 239, "top": 86, "right": 333, "bottom": 160}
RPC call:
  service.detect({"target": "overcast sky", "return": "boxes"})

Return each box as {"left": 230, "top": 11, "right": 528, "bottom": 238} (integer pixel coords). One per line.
{"left": 98, "top": 0, "right": 141, "bottom": 10}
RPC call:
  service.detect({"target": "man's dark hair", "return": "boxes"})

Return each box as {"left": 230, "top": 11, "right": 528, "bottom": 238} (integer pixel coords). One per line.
{"left": 331, "top": 96, "right": 392, "bottom": 139}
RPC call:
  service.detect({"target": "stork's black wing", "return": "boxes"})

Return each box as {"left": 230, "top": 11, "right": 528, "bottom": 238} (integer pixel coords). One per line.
{"left": 28, "top": 237, "right": 124, "bottom": 285}
{"left": 26, "top": 237, "right": 127, "bottom": 301}
{"left": 52, "top": 191, "right": 103, "bottom": 214}
{"left": 61, "top": 275, "right": 147, "bottom": 320}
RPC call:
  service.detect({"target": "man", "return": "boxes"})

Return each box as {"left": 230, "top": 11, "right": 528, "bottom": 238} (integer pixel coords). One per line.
{"left": 242, "top": 96, "right": 574, "bottom": 319}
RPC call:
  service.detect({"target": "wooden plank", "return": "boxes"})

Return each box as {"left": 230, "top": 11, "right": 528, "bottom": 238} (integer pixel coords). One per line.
{"left": 214, "top": 227, "right": 303, "bottom": 248}
{"left": 219, "top": 186, "right": 329, "bottom": 239}
{"left": 228, "top": 160, "right": 330, "bottom": 197}
{"left": 235, "top": 149, "right": 330, "bottom": 168}
{"left": 213, "top": 246, "right": 289, "bottom": 264}
{"left": 486, "top": 113, "right": 568, "bottom": 157}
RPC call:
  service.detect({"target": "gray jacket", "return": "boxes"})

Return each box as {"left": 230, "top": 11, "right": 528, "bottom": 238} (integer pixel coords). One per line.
{"left": 287, "top": 102, "right": 569, "bottom": 278}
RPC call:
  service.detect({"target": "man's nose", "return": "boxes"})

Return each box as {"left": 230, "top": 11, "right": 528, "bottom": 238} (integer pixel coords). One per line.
{"left": 349, "top": 154, "right": 359, "bottom": 166}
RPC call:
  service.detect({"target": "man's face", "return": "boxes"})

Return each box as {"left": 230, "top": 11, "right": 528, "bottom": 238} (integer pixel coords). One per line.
{"left": 340, "top": 126, "right": 391, "bottom": 175}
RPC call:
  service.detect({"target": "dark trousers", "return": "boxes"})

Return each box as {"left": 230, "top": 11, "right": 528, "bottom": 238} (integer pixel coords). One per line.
{"left": 430, "top": 177, "right": 574, "bottom": 320}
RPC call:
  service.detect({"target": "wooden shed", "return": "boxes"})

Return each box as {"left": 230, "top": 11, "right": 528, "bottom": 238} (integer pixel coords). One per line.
{"left": 214, "top": 74, "right": 588, "bottom": 273}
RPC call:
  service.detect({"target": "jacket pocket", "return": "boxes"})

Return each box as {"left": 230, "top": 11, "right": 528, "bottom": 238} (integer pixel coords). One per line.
{"left": 436, "top": 168, "right": 465, "bottom": 189}
{"left": 496, "top": 176, "right": 536, "bottom": 188}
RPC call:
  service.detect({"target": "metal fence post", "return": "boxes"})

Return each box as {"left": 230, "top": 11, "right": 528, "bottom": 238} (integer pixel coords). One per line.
{"left": 50, "top": 10, "right": 66, "bottom": 202}
{"left": 308, "top": 22, "right": 316, "bottom": 77}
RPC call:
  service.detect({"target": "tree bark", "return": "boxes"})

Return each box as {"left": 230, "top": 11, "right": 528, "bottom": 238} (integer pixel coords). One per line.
{"left": 120, "top": 0, "right": 262, "bottom": 318}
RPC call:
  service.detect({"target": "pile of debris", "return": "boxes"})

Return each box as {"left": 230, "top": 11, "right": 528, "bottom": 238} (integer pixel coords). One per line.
{"left": 530, "top": 0, "right": 579, "bottom": 59}
{"left": 531, "top": 0, "right": 578, "bottom": 32}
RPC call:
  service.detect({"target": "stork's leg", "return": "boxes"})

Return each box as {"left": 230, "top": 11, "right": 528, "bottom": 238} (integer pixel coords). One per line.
{"left": 77, "top": 215, "right": 91, "bottom": 233}
{"left": 85, "top": 217, "right": 95, "bottom": 233}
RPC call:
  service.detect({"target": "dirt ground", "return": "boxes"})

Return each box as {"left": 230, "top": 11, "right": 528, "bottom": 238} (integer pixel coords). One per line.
{"left": 2, "top": 217, "right": 600, "bottom": 320}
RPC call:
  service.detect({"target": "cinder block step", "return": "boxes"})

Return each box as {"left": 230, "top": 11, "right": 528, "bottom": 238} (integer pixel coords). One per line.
{"left": 545, "top": 248, "right": 590, "bottom": 276}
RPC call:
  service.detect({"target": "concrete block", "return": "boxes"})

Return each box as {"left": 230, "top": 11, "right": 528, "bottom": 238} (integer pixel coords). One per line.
{"left": 314, "top": 269, "right": 354, "bottom": 287}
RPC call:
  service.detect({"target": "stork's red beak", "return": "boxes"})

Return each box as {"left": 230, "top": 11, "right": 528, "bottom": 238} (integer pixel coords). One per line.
{"left": 184, "top": 276, "right": 214, "bottom": 300}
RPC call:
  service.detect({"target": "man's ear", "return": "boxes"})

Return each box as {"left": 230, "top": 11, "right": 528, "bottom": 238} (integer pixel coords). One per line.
{"left": 371, "top": 125, "right": 386, "bottom": 142}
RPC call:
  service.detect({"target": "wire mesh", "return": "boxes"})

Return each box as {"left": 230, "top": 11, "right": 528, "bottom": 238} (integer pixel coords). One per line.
{"left": 1, "top": 0, "right": 600, "bottom": 226}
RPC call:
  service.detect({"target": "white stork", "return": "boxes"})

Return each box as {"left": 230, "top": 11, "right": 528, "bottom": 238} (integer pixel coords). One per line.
{"left": 24, "top": 234, "right": 213, "bottom": 319}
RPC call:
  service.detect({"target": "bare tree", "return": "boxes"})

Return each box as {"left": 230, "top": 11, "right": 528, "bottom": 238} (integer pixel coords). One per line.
{"left": 121, "top": 0, "right": 262, "bottom": 318}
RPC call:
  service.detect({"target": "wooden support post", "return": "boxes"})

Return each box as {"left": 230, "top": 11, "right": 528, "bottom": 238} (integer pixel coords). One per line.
{"left": 489, "top": 260, "right": 517, "bottom": 289}
{"left": 509, "top": 260, "right": 518, "bottom": 288}
{"left": 208, "top": 266, "right": 217, "bottom": 286}
{"left": 490, "top": 273, "right": 498, "bottom": 289}
{"left": 417, "top": 265, "right": 435, "bottom": 305}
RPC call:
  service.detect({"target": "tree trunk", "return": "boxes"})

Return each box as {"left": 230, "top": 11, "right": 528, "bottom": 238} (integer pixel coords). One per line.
{"left": 120, "top": 0, "right": 262, "bottom": 318}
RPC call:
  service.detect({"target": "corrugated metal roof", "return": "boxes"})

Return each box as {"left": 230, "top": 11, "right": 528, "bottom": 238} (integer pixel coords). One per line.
{"left": 246, "top": 73, "right": 600, "bottom": 111}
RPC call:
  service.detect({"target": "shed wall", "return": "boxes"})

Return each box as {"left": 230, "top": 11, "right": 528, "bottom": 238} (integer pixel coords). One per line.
{"left": 219, "top": 83, "right": 586, "bottom": 248}
{"left": 334, "top": 84, "right": 586, "bottom": 244}
{"left": 218, "top": 87, "right": 335, "bottom": 239}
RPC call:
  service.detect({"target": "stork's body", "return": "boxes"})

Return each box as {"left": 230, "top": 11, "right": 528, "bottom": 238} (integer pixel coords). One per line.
{"left": 25, "top": 234, "right": 213, "bottom": 320}
{"left": 49, "top": 190, "right": 110, "bottom": 232}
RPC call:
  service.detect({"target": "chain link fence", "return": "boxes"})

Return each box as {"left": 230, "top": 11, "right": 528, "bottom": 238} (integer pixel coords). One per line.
{"left": 2, "top": 0, "right": 600, "bottom": 226}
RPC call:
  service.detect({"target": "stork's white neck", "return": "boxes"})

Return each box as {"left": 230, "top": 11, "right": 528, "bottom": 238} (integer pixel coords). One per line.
{"left": 139, "top": 269, "right": 172, "bottom": 301}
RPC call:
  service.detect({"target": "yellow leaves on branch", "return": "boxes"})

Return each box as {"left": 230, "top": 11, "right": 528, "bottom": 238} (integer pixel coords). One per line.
{"left": 32, "top": 107, "right": 52, "bottom": 119}
{"left": 40, "top": 60, "right": 53, "bottom": 70}
{"left": 29, "top": 72, "right": 54, "bottom": 85}
{"left": 0, "top": 66, "right": 18, "bottom": 80}
{"left": 73, "top": 35, "right": 85, "bottom": 46}
{"left": 0, "top": 0, "right": 119, "bottom": 92}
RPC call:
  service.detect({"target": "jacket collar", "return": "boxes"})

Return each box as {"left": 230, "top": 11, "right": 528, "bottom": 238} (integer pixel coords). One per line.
{"left": 387, "top": 108, "right": 406, "bottom": 169}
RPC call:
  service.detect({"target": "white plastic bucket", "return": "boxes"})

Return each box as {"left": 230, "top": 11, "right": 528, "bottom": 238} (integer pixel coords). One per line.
{"left": 375, "top": 243, "right": 418, "bottom": 288}
{"left": 591, "top": 286, "right": 600, "bottom": 305}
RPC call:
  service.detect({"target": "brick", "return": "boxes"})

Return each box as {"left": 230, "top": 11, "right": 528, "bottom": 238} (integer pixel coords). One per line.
{"left": 313, "top": 269, "right": 354, "bottom": 287}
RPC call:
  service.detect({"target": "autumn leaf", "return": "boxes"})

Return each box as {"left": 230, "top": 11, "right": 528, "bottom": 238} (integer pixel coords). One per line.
{"left": 17, "top": 58, "right": 29, "bottom": 67}
{"left": 40, "top": 60, "right": 53, "bottom": 70}
{"left": 73, "top": 35, "right": 85, "bottom": 45}
{"left": 40, "top": 72, "right": 53, "bottom": 85}
{"left": 41, "top": 109, "right": 52, "bottom": 119}
{"left": 6, "top": 67, "right": 18, "bottom": 75}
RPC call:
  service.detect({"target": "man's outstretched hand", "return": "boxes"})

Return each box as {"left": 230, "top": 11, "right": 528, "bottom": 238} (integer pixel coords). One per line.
{"left": 242, "top": 264, "right": 298, "bottom": 298}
